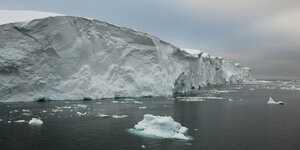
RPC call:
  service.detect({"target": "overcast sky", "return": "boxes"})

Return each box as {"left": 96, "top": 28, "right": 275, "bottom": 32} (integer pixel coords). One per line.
{"left": 1, "top": 0, "right": 300, "bottom": 79}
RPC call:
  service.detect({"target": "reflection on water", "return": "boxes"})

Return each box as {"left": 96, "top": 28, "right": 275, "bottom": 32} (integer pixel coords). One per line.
{"left": 0, "top": 80, "right": 300, "bottom": 150}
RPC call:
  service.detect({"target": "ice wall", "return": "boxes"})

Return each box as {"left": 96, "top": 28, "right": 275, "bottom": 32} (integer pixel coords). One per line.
{"left": 0, "top": 16, "right": 252, "bottom": 102}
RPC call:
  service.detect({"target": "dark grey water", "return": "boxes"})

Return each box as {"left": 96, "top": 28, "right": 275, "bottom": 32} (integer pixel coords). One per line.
{"left": 1, "top": 80, "right": 300, "bottom": 150}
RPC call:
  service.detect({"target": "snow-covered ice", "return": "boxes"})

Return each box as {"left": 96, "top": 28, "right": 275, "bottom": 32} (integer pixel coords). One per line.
{"left": 0, "top": 10, "right": 63, "bottom": 25}
{"left": 129, "top": 114, "right": 191, "bottom": 140}
{"left": 0, "top": 11, "right": 253, "bottom": 102}
{"left": 112, "top": 115, "right": 128, "bottom": 118}
{"left": 97, "top": 114, "right": 109, "bottom": 118}
{"left": 228, "top": 99, "right": 234, "bottom": 102}
{"left": 177, "top": 97, "right": 205, "bottom": 102}
{"left": 76, "top": 112, "right": 87, "bottom": 116}
{"left": 138, "top": 106, "right": 147, "bottom": 109}
{"left": 14, "top": 120, "right": 26, "bottom": 123}
{"left": 28, "top": 118, "right": 43, "bottom": 125}
{"left": 267, "top": 97, "right": 284, "bottom": 105}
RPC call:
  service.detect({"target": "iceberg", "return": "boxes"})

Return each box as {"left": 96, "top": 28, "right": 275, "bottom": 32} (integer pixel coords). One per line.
{"left": 0, "top": 11, "right": 253, "bottom": 102}
{"left": 28, "top": 118, "right": 43, "bottom": 125}
{"left": 129, "top": 114, "right": 191, "bottom": 140}
{"left": 267, "top": 97, "right": 284, "bottom": 105}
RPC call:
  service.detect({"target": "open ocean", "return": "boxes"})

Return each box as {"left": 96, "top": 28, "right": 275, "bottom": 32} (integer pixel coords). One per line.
{"left": 1, "top": 80, "right": 300, "bottom": 150}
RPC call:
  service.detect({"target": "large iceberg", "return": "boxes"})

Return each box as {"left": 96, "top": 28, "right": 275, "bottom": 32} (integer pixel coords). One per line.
{"left": 0, "top": 11, "right": 252, "bottom": 102}
{"left": 129, "top": 114, "right": 191, "bottom": 140}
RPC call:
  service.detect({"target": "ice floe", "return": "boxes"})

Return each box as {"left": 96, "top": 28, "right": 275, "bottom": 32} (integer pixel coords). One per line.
{"left": 76, "top": 112, "right": 87, "bottom": 116}
{"left": 267, "top": 97, "right": 284, "bottom": 105}
{"left": 97, "top": 114, "right": 109, "bottom": 118}
{"left": 228, "top": 99, "right": 234, "bottom": 102}
{"left": 112, "top": 115, "right": 128, "bottom": 119}
{"left": 139, "top": 106, "right": 147, "bottom": 109}
{"left": 177, "top": 97, "right": 205, "bottom": 102}
{"left": 14, "top": 120, "right": 26, "bottom": 123}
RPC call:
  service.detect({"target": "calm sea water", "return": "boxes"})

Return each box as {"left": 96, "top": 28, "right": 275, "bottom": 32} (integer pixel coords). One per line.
{"left": 1, "top": 80, "right": 300, "bottom": 150}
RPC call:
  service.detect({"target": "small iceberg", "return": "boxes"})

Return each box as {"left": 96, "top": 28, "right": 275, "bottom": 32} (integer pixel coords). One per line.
{"left": 128, "top": 114, "right": 191, "bottom": 140}
{"left": 267, "top": 97, "right": 284, "bottom": 105}
{"left": 28, "top": 118, "right": 43, "bottom": 125}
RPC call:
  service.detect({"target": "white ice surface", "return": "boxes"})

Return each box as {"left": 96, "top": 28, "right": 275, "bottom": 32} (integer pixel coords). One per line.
{"left": 28, "top": 118, "right": 43, "bottom": 125}
{"left": 267, "top": 97, "right": 283, "bottom": 105}
{"left": 0, "top": 11, "right": 253, "bottom": 102}
{"left": 112, "top": 115, "right": 128, "bottom": 118}
{"left": 0, "top": 10, "right": 63, "bottom": 25}
{"left": 130, "top": 114, "right": 191, "bottom": 140}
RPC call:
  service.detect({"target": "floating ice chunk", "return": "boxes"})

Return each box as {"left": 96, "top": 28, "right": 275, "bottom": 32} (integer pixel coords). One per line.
{"left": 7, "top": 121, "right": 11, "bottom": 123}
{"left": 177, "top": 97, "right": 205, "bottom": 102}
{"left": 77, "top": 104, "right": 87, "bottom": 108}
{"left": 22, "top": 109, "right": 30, "bottom": 112}
{"left": 0, "top": 119, "right": 2, "bottom": 122}
{"left": 129, "top": 114, "right": 191, "bottom": 140}
{"left": 228, "top": 99, "right": 234, "bottom": 102}
{"left": 28, "top": 118, "right": 43, "bottom": 125}
{"left": 111, "top": 101, "right": 119, "bottom": 104}
{"left": 21, "top": 113, "right": 32, "bottom": 116}
{"left": 76, "top": 112, "right": 87, "bottom": 116}
{"left": 97, "top": 114, "right": 109, "bottom": 118}
{"left": 133, "top": 101, "right": 143, "bottom": 104}
{"left": 267, "top": 97, "right": 284, "bottom": 105}
{"left": 112, "top": 115, "right": 128, "bottom": 118}
{"left": 61, "top": 106, "right": 71, "bottom": 109}
{"left": 139, "top": 106, "right": 147, "bottom": 109}
{"left": 141, "top": 145, "right": 146, "bottom": 149}
{"left": 14, "top": 120, "right": 26, "bottom": 123}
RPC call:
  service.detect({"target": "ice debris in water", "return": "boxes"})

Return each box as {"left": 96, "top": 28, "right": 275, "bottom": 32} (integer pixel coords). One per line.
{"left": 76, "top": 112, "right": 87, "bottom": 116}
{"left": 139, "top": 106, "right": 147, "bottom": 109}
{"left": 28, "top": 118, "right": 43, "bottom": 125}
{"left": 76, "top": 104, "right": 87, "bottom": 108}
{"left": 141, "top": 145, "right": 146, "bottom": 149}
{"left": 97, "top": 114, "right": 109, "bottom": 118}
{"left": 267, "top": 97, "right": 284, "bottom": 105}
{"left": 112, "top": 115, "right": 128, "bottom": 118}
{"left": 129, "top": 114, "right": 191, "bottom": 140}
{"left": 14, "top": 120, "right": 26, "bottom": 123}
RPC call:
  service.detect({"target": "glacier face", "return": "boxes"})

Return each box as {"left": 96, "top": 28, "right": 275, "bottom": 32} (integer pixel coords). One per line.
{"left": 0, "top": 16, "right": 252, "bottom": 102}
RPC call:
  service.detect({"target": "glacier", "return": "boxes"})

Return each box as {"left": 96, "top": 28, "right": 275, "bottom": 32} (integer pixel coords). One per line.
{"left": 0, "top": 13, "right": 252, "bottom": 102}
{"left": 128, "top": 114, "right": 191, "bottom": 140}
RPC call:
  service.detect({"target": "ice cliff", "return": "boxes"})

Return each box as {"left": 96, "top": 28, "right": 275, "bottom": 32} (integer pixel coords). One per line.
{"left": 0, "top": 15, "right": 252, "bottom": 102}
